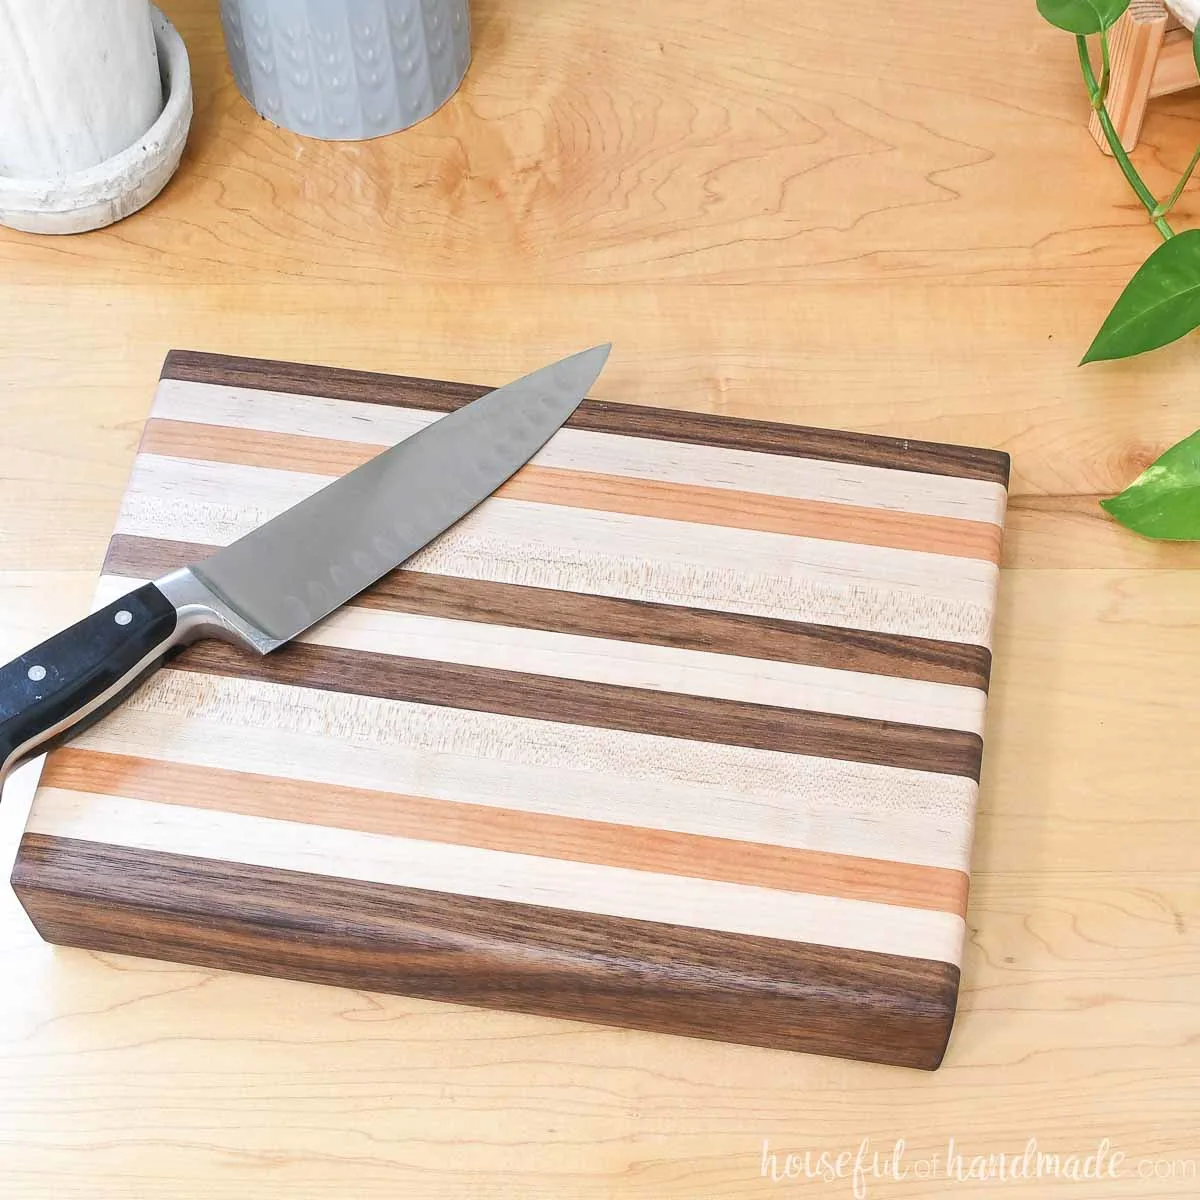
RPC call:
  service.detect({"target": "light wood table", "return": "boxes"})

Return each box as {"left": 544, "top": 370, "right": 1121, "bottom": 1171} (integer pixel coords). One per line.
{"left": 2, "top": 1, "right": 1199, "bottom": 1196}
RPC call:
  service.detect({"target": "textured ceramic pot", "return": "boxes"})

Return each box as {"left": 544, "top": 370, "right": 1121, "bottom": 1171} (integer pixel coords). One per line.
{"left": 220, "top": 0, "right": 471, "bottom": 141}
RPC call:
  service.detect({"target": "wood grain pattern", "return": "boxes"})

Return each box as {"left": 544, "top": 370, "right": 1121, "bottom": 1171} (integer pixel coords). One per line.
{"left": 63, "top": 673, "right": 980, "bottom": 874}
{"left": 1148, "top": 26, "right": 1197, "bottom": 99}
{"left": 140, "top": 418, "right": 1005, "bottom": 561}
{"left": 161, "top": 351, "right": 1013, "bottom": 486}
{"left": 4, "top": 0, "right": 1198, "bottom": 1192}
{"left": 13, "top": 834, "right": 960, "bottom": 1071}
{"left": 168, "top": 639, "right": 986, "bottom": 779}
{"left": 105, "top": 534, "right": 997, "bottom": 688}
{"left": 116, "top": 456, "right": 1002, "bottom": 644}
{"left": 95, "top": 576, "right": 990, "bottom": 733}
{"left": 24, "top": 788, "right": 966, "bottom": 962}
{"left": 11, "top": 350, "right": 1003, "bottom": 1071}
{"left": 151, "top": 379, "right": 1011, "bottom": 524}
{"left": 39, "top": 749, "right": 970, "bottom": 912}
{"left": 1088, "top": 1, "right": 1169, "bottom": 152}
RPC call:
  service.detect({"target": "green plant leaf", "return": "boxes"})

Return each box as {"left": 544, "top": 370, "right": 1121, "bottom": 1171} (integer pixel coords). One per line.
{"left": 1194, "top": 19, "right": 1200, "bottom": 78}
{"left": 1036, "top": 0, "right": 1129, "bottom": 33}
{"left": 1082, "top": 230, "right": 1200, "bottom": 362}
{"left": 1101, "top": 429, "right": 1200, "bottom": 538}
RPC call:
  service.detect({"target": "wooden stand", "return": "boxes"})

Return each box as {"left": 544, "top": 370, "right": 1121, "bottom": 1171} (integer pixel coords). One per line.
{"left": 1091, "top": 0, "right": 1199, "bottom": 152}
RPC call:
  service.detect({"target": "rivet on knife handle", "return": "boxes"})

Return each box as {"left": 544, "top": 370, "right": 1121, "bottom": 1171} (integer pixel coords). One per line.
{"left": 0, "top": 345, "right": 611, "bottom": 799}
{"left": 0, "top": 584, "right": 181, "bottom": 788}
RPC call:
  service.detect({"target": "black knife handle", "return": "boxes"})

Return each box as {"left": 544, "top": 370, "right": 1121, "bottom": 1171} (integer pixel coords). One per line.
{"left": 0, "top": 584, "right": 180, "bottom": 795}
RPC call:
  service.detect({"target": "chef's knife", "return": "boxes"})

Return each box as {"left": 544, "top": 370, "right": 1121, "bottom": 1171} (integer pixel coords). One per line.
{"left": 0, "top": 345, "right": 611, "bottom": 798}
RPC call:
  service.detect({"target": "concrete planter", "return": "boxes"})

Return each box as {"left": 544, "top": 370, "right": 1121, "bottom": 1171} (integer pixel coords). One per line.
{"left": 220, "top": 0, "right": 471, "bottom": 141}
{"left": 0, "top": 1, "right": 192, "bottom": 235}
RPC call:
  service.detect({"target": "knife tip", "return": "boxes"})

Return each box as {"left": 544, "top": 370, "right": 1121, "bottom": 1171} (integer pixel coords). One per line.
{"left": 564, "top": 343, "right": 612, "bottom": 387}
{"left": 583, "top": 342, "right": 612, "bottom": 368}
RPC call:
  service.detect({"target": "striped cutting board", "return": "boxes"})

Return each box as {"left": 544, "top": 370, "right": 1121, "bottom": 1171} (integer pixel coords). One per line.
{"left": 11, "top": 351, "right": 1009, "bottom": 1070}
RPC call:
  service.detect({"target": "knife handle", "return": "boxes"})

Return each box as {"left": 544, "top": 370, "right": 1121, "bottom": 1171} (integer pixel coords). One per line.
{"left": 0, "top": 584, "right": 180, "bottom": 798}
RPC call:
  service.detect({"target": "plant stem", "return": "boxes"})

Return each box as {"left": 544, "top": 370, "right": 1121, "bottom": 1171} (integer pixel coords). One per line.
{"left": 1152, "top": 142, "right": 1200, "bottom": 218}
{"left": 1097, "top": 22, "right": 1111, "bottom": 103}
{"left": 1076, "top": 33, "right": 1174, "bottom": 242}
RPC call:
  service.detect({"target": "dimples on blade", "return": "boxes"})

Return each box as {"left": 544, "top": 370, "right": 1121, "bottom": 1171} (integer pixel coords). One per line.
{"left": 190, "top": 346, "right": 611, "bottom": 645}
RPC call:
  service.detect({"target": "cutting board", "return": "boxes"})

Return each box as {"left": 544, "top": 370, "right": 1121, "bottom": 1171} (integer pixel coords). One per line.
{"left": 11, "top": 351, "right": 1009, "bottom": 1070}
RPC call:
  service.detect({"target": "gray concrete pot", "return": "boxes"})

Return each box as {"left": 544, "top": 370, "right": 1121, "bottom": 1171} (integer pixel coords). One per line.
{"left": 0, "top": 3, "right": 192, "bottom": 234}
{"left": 219, "top": 0, "right": 470, "bottom": 141}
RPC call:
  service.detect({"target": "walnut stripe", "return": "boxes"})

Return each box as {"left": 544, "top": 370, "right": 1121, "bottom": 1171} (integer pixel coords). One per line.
{"left": 169, "top": 640, "right": 985, "bottom": 779}
{"left": 13, "top": 834, "right": 960, "bottom": 1068}
{"left": 152, "top": 378, "right": 1009, "bottom": 525}
{"left": 104, "top": 534, "right": 994, "bottom": 690}
{"left": 139, "top": 419, "right": 1002, "bottom": 563}
{"left": 25, "top": 789, "right": 966, "bottom": 962}
{"left": 96, "top": 576, "right": 987, "bottom": 734}
{"left": 41, "top": 749, "right": 970, "bottom": 914}
{"left": 160, "top": 350, "right": 1011, "bottom": 487}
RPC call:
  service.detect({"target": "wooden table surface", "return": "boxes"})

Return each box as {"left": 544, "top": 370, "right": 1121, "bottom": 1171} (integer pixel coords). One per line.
{"left": 2, "top": 0, "right": 1199, "bottom": 1196}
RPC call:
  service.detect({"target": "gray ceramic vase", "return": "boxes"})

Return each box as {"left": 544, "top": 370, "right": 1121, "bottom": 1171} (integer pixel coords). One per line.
{"left": 219, "top": 0, "right": 470, "bottom": 141}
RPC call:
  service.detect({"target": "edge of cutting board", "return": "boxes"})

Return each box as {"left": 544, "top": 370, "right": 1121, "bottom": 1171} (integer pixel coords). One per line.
{"left": 13, "top": 833, "right": 960, "bottom": 1070}
{"left": 158, "top": 350, "right": 1012, "bottom": 486}
{"left": 9, "top": 348, "right": 1006, "bottom": 1071}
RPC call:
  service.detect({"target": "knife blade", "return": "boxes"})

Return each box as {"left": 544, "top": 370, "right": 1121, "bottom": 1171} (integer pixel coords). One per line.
{"left": 0, "top": 345, "right": 611, "bottom": 797}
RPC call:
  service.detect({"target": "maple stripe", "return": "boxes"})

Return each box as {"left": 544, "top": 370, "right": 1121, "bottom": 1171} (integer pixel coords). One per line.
{"left": 117, "top": 456, "right": 1000, "bottom": 645}
{"left": 113, "top": 535, "right": 998, "bottom": 694}
{"left": 138, "top": 418, "right": 1002, "bottom": 562}
{"left": 94, "top": 575, "right": 988, "bottom": 734}
{"left": 103, "top": 535, "right": 995, "bottom": 689}
{"left": 151, "top": 378, "right": 1009, "bottom": 525}
{"left": 168, "top": 640, "right": 985, "bottom": 779}
{"left": 41, "top": 749, "right": 970, "bottom": 914}
{"left": 25, "top": 788, "right": 967, "bottom": 962}
{"left": 161, "top": 349, "right": 1012, "bottom": 487}
{"left": 72, "top": 683, "right": 979, "bottom": 873}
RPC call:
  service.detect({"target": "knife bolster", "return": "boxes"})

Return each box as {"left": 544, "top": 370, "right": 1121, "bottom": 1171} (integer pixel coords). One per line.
{"left": 156, "top": 567, "right": 283, "bottom": 656}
